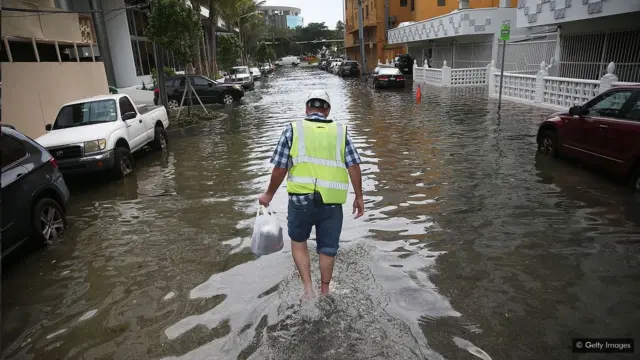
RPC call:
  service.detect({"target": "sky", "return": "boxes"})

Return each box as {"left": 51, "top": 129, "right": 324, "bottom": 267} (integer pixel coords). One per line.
{"left": 262, "top": 0, "right": 344, "bottom": 29}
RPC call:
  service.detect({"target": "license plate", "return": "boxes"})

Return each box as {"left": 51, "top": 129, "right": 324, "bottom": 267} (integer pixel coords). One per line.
{"left": 390, "top": 77, "right": 396, "bottom": 80}
{"left": 404, "top": 68, "right": 408, "bottom": 71}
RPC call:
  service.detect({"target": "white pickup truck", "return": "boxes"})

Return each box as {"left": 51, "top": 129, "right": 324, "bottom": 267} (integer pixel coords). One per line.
{"left": 36, "top": 94, "right": 169, "bottom": 179}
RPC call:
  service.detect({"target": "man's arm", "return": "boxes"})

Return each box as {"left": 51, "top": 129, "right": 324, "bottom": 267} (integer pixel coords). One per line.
{"left": 344, "top": 130, "right": 364, "bottom": 218}
{"left": 259, "top": 125, "right": 292, "bottom": 206}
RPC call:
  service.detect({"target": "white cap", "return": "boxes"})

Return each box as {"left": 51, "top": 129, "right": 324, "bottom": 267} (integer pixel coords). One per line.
{"left": 306, "top": 90, "right": 331, "bottom": 108}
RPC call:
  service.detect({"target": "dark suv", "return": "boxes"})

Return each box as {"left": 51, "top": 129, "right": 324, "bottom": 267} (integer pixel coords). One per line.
{"left": 340, "top": 61, "right": 361, "bottom": 77}
{"left": 154, "top": 75, "right": 245, "bottom": 109}
{"left": 1, "top": 125, "right": 70, "bottom": 260}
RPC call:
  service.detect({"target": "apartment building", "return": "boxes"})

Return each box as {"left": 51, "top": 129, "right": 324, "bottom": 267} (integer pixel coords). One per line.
{"left": 1, "top": 0, "right": 108, "bottom": 138}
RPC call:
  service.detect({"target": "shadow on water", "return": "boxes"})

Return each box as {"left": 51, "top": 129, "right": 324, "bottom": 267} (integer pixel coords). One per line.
{"left": 2, "top": 68, "right": 640, "bottom": 360}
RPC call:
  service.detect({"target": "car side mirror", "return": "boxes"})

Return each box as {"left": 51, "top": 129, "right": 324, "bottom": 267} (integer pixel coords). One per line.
{"left": 122, "top": 111, "right": 137, "bottom": 121}
{"left": 208, "top": 82, "right": 213, "bottom": 88}
{"left": 45, "top": 124, "right": 52, "bottom": 131}
{"left": 569, "top": 105, "right": 585, "bottom": 117}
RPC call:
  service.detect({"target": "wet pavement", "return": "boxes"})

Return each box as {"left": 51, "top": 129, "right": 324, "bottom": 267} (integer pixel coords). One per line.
{"left": 2, "top": 68, "right": 640, "bottom": 360}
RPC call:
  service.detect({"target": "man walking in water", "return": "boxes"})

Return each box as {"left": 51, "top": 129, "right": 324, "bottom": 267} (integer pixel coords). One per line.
{"left": 259, "top": 90, "right": 365, "bottom": 298}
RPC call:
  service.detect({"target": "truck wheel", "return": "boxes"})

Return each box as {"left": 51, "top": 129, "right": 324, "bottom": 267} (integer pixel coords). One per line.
{"left": 32, "top": 197, "right": 66, "bottom": 245}
{"left": 152, "top": 127, "right": 168, "bottom": 150}
{"left": 113, "top": 147, "right": 134, "bottom": 179}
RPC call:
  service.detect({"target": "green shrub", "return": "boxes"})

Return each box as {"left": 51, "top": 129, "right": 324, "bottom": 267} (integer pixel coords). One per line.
{"left": 152, "top": 66, "right": 177, "bottom": 88}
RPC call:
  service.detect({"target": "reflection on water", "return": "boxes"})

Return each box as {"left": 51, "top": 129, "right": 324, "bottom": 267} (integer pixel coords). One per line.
{"left": 2, "top": 69, "right": 640, "bottom": 360}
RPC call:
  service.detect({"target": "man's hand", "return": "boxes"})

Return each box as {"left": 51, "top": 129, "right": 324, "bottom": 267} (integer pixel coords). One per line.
{"left": 258, "top": 192, "right": 273, "bottom": 207}
{"left": 352, "top": 197, "right": 364, "bottom": 219}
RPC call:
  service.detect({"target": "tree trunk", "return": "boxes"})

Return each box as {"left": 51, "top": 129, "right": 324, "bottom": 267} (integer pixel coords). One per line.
{"left": 208, "top": 0, "right": 218, "bottom": 79}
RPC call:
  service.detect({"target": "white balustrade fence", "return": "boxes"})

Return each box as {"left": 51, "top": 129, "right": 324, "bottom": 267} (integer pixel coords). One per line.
{"left": 410, "top": 59, "right": 489, "bottom": 87}
{"left": 488, "top": 61, "right": 639, "bottom": 110}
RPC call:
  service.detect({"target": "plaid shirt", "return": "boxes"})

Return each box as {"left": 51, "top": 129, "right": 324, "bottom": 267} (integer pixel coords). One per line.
{"left": 270, "top": 113, "right": 362, "bottom": 205}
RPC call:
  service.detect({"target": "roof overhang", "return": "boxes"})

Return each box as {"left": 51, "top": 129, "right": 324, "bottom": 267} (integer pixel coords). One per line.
{"left": 387, "top": 7, "right": 515, "bottom": 44}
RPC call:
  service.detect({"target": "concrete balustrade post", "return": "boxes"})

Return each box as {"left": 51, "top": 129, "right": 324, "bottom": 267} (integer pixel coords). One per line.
{"left": 488, "top": 60, "right": 498, "bottom": 97}
{"left": 599, "top": 62, "right": 618, "bottom": 94}
{"left": 535, "top": 61, "right": 549, "bottom": 103}
{"left": 442, "top": 60, "right": 451, "bottom": 86}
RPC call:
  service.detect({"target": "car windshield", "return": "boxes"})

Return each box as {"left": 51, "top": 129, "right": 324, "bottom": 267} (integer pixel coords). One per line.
{"left": 230, "top": 68, "right": 249, "bottom": 75}
{"left": 52, "top": 100, "right": 118, "bottom": 130}
{"left": 250, "top": 68, "right": 260, "bottom": 72}
{"left": 379, "top": 68, "right": 402, "bottom": 75}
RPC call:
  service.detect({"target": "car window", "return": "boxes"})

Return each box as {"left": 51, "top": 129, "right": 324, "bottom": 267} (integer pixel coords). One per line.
{"left": 0, "top": 134, "right": 28, "bottom": 169}
{"left": 178, "top": 77, "right": 187, "bottom": 87}
{"left": 585, "top": 90, "right": 634, "bottom": 118}
{"left": 53, "top": 100, "right": 118, "bottom": 129}
{"left": 372, "top": 67, "right": 380, "bottom": 74}
{"left": 166, "top": 79, "right": 177, "bottom": 87}
{"left": 191, "top": 76, "right": 210, "bottom": 86}
{"left": 624, "top": 96, "right": 640, "bottom": 121}
{"left": 119, "top": 97, "right": 136, "bottom": 117}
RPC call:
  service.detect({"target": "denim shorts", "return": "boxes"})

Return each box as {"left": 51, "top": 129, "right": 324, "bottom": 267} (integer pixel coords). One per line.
{"left": 287, "top": 197, "right": 343, "bottom": 257}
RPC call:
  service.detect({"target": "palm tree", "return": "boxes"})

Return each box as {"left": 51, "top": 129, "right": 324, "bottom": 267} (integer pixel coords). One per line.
{"left": 220, "top": 0, "right": 265, "bottom": 65}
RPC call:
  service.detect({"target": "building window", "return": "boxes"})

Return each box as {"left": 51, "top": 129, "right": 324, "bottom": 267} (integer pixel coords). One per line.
{"left": 437, "top": 0, "right": 446, "bottom": 6}
{"left": 411, "top": 0, "right": 415, "bottom": 11}
{"left": 400, "top": 0, "right": 407, "bottom": 6}
{"left": 366, "top": 5, "right": 369, "bottom": 18}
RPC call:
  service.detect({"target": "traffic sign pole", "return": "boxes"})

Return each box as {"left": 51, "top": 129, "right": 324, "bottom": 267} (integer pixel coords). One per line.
{"left": 497, "top": 23, "right": 510, "bottom": 111}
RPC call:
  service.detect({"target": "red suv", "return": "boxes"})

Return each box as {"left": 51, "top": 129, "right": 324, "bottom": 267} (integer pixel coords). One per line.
{"left": 536, "top": 86, "right": 640, "bottom": 191}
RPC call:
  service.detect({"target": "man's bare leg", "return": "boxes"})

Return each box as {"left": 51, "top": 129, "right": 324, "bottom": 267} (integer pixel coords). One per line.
{"left": 291, "top": 240, "right": 314, "bottom": 298}
{"left": 319, "top": 254, "right": 336, "bottom": 295}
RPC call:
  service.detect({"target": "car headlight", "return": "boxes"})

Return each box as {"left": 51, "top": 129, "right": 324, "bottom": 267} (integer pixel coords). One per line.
{"left": 233, "top": 85, "right": 242, "bottom": 91}
{"left": 84, "top": 139, "right": 106, "bottom": 153}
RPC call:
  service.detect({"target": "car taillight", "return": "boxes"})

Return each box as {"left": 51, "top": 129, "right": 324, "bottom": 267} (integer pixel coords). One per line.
{"left": 378, "top": 76, "right": 389, "bottom": 80}
{"left": 50, "top": 157, "right": 58, "bottom": 169}
{"left": 154, "top": 88, "right": 159, "bottom": 94}
{"left": 396, "top": 76, "right": 405, "bottom": 81}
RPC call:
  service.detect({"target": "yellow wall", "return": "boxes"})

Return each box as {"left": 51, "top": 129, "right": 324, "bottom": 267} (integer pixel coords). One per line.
{"left": 2, "top": 62, "right": 109, "bottom": 139}
{"left": 414, "top": 0, "right": 517, "bottom": 22}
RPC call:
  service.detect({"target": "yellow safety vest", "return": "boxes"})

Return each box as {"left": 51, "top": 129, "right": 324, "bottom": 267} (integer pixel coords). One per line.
{"left": 288, "top": 120, "right": 349, "bottom": 204}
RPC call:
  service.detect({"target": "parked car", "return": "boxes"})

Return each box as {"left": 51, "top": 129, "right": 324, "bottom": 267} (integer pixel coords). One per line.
{"left": 36, "top": 94, "right": 169, "bottom": 179}
{"left": 275, "top": 56, "right": 300, "bottom": 66}
{"left": 367, "top": 66, "right": 406, "bottom": 89}
{"left": 327, "top": 60, "right": 342, "bottom": 73}
{"left": 250, "top": 67, "right": 262, "bottom": 81}
{"left": 536, "top": 85, "right": 640, "bottom": 190}
{"left": 259, "top": 63, "right": 274, "bottom": 74}
{"left": 226, "top": 66, "right": 255, "bottom": 90}
{"left": 331, "top": 61, "right": 344, "bottom": 74}
{"left": 1, "top": 124, "right": 70, "bottom": 259}
{"left": 155, "top": 75, "right": 245, "bottom": 108}
{"left": 339, "top": 60, "right": 361, "bottom": 77}
{"left": 394, "top": 54, "right": 414, "bottom": 75}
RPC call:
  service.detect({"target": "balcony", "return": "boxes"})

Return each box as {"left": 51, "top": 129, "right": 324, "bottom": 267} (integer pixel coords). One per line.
{"left": 388, "top": 7, "right": 515, "bottom": 44}
{"left": 1, "top": 3, "right": 90, "bottom": 43}
{"left": 516, "top": 0, "right": 640, "bottom": 28}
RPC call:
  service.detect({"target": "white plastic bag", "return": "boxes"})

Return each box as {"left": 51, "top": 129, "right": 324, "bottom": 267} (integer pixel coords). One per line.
{"left": 251, "top": 205, "right": 284, "bottom": 257}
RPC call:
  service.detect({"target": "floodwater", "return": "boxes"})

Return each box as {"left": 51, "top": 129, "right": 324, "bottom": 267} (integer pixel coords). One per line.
{"left": 2, "top": 68, "right": 640, "bottom": 360}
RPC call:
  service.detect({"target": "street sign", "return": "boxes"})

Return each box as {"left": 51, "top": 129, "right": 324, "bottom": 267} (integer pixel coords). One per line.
{"left": 500, "top": 24, "right": 511, "bottom": 41}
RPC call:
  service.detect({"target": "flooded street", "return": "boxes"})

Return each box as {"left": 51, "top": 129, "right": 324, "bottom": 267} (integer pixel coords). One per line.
{"left": 2, "top": 68, "right": 640, "bottom": 359}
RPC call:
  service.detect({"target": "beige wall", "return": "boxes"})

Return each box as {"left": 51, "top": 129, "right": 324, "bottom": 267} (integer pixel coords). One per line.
{"left": 2, "top": 0, "right": 83, "bottom": 42}
{"left": 2, "top": 62, "right": 109, "bottom": 139}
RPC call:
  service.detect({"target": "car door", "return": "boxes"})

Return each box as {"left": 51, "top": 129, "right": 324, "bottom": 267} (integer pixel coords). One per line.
{"left": 1, "top": 134, "right": 31, "bottom": 255}
{"left": 588, "top": 90, "right": 640, "bottom": 175}
{"left": 575, "top": 88, "right": 637, "bottom": 172}
{"left": 119, "top": 96, "right": 147, "bottom": 151}
{"left": 190, "top": 76, "right": 214, "bottom": 104}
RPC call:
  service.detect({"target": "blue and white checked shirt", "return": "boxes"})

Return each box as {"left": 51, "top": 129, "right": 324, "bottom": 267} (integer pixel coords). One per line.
{"left": 270, "top": 113, "right": 362, "bottom": 205}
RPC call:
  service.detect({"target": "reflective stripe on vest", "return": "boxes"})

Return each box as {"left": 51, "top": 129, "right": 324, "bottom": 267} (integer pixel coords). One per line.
{"left": 292, "top": 120, "right": 345, "bottom": 169}
{"left": 287, "top": 176, "right": 349, "bottom": 191}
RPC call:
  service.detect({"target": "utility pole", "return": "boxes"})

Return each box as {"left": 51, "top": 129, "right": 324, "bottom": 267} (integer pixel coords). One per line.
{"left": 357, "top": 0, "right": 366, "bottom": 76}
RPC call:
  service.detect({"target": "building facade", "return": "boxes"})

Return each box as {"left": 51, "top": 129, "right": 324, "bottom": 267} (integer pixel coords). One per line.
{"left": 344, "top": 0, "right": 520, "bottom": 72}
{"left": 1, "top": 0, "right": 109, "bottom": 138}
{"left": 259, "top": 6, "right": 303, "bottom": 30}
